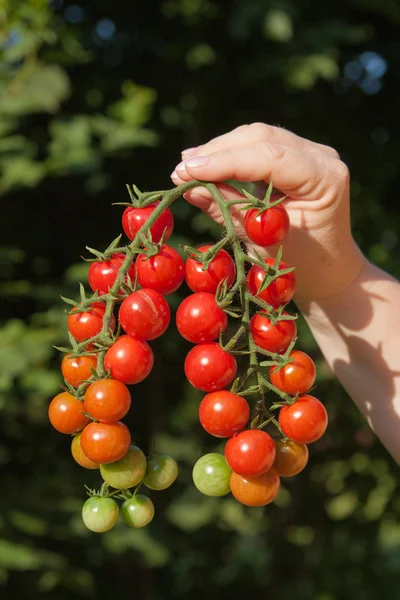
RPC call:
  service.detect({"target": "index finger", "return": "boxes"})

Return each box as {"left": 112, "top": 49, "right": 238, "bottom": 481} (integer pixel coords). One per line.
{"left": 179, "top": 142, "right": 346, "bottom": 202}
{"left": 181, "top": 123, "right": 340, "bottom": 160}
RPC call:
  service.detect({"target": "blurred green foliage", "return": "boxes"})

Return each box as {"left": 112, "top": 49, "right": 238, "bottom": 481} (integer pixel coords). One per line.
{"left": 1, "top": 0, "right": 400, "bottom": 598}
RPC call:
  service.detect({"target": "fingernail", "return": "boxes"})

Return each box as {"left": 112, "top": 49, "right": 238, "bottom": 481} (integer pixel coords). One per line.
{"left": 175, "top": 161, "right": 186, "bottom": 173}
{"left": 181, "top": 147, "right": 197, "bottom": 156}
{"left": 184, "top": 155, "right": 209, "bottom": 168}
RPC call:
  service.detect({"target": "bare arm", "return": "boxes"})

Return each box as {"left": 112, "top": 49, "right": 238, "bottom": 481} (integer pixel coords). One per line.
{"left": 296, "top": 261, "right": 400, "bottom": 463}
{"left": 170, "top": 123, "right": 400, "bottom": 462}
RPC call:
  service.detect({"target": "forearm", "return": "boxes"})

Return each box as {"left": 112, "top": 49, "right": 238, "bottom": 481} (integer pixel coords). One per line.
{"left": 295, "top": 260, "right": 400, "bottom": 463}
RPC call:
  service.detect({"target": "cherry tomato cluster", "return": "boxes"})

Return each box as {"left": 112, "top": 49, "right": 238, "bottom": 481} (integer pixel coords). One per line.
{"left": 189, "top": 198, "right": 328, "bottom": 507}
{"left": 50, "top": 200, "right": 180, "bottom": 532}
{"left": 49, "top": 183, "right": 329, "bottom": 528}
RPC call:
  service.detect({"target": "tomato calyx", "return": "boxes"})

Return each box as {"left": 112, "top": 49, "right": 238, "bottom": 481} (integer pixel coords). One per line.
{"left": 62, "top": 379, "right": 90, "bottom": 402}
{"left": 182, "top": 235, "right": 230, "bottom": 270}
{"left": 250, "top": 297, "right": 298, "bottom": 327}
{"left": 239, "top": 180, "right": 287, "bottom": 214}
{"left": 125, "top": 184, "right": 165, "bottom": 207}
{"left": 257, "top": 335, "right": 298, "bottom": 365}
{"left": 215, "top": 281, "right": 242, "bottom": 318}
{"left": 134, "top": 234, "right": 172, "bottom": 259}
{"left": 112, "top": 184, "right": 165, "bottom": 208}
{"left": 54, "top": 342, "right": 103, "bottom": 358}
{"left": 83, "top": 234, "right": 126, "bottom": 263}
{"left": 247, "top": 246, "right": 296, "bottom": 296}
{"left": 84, "top": 481, "right": 119, "bottom": 499}
{"left": 115, "top": 484, "right": 143, "bottom": 501}
{"left": 61, "top": 364, "right": 115, "bottom": 401}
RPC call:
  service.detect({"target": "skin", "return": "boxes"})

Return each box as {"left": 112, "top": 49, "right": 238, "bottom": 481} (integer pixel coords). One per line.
{"left": 171, "top": 122, "right": 400, "bottom": 464}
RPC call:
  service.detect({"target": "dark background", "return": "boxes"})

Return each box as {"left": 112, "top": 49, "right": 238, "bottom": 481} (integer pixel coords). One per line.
{"left": 1, "top": 0, "right": 400, "bottom": 598}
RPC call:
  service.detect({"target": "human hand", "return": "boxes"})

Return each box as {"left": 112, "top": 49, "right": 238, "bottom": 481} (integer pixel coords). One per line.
{"left": 171, "top": 123, "right": 366, "bottom": 303}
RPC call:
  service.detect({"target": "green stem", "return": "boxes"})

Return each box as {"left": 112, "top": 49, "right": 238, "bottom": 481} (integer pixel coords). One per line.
{"left": 223, "top": 325, "right": 246, "bottom": 351}
{"left": 204, "top": 184, "right": 282, "bottom": 436}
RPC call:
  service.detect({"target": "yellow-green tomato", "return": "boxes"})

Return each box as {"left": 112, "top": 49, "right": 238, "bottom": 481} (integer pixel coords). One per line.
{"left": 143, "top": 453, "right": 178, "bottom": 490}
{"left": 82, "top": 497, "right": 119, "bottom": 533}
{"left": 192, "top": 453, "right": 232, "bottom": 496}
{"left": 121, "top": 494, "right": 155, "bottom": 528}
{"left": 100, "top": 446, "right": 147, "bottom": 489}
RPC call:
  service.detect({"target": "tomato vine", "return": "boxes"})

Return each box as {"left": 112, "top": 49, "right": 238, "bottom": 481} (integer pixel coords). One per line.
{"left": 50, "top": 179, "right": 328, "bottom": 531}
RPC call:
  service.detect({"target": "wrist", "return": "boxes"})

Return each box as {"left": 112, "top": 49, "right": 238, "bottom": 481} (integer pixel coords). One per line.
{"left": 294, "top": 254, "right": 372, "bottom": 327}
{"left": 246, "top": 237, "right": 367, "bottom": 306}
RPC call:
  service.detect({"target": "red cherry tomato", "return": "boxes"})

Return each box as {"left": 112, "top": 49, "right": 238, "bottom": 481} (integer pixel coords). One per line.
{"left": 224, "top": 429, "right": 276, "bottom": 477}
{"left": 122, "top": 202, "right": 174, "bottom": 243}
{"left": 119, "top": 288, "right": 170, "bottom": 341}
{"left": 185, "top": 245, "right": 236, "bottom": 294}
{"left": 80, "top": 421, "right": 131, "bottom": 464}
{"left": 199, "top": 391, "right": 250, "bottom": 438}
{"left": 61, "top": 354, "right": 97, "bottom": 388}
{"left": 230, "top": 468, "right": 280, "bottom": 506}
{"left": 71, "top": 433, "right": 99, "bottom": 470}
{"left": 48, "top": 392, "right": 89, "bottom": 434}
{"left": 84, "top": 379, "right": 131, "bottom": 422}
{"left": 67, "top": 302, "right": 116, "bottom": 343}
{"left": 136, "top": 245, "right": 185, "bottom": 295}
{"left": 247, "top": 258, "right": 296, "bottom": 308}
{"left": 250, "top": 311, "right": 296, "bottom": 354}
{"left": 104, "top": 335, "right": 153, "bottom": 384}
{"left": 176, "top": 293, "right": 228, "bottom": 343}
{"left": 273, "top": 440, "right": 309, "bottom": 477}
{"left": 279, "top": 395, "right": 328, "bottom": 444}
{"left": 244, "top": 204, "right": 289, "bottom": 247}
{"left": 88, "top": 253, "right": 136, "bottom": 295}
{"left": 270, "top": 350, "right": 316, "bottom": 396}
{"left": 184, "top": 343, "right": 237, "bottom": 392}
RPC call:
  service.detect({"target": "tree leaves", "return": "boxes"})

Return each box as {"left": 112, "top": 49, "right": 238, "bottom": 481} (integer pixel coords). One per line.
{"left": 0, "top": 64, "right": 71, "bottom": 116}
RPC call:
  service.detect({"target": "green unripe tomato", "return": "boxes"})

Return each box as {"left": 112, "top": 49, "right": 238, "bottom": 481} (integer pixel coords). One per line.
{"left": 82, "top": 497, "right": 119, "bottom": 533}
{"left": 121, "top": 494, "right": 155, "bottom": 528}
{"left": 192, "top": 453, "right": 232, "bottom": 497}
{"left": 100, "top": 446, "right": 147, "bottom": 489}
{"left": 143, "top": 453, "right": 178, "bottom": 490}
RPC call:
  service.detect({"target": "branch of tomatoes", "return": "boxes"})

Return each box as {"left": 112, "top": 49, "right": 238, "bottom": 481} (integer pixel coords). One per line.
{"left": 49, "top": 178, "right": 327, "bottom": 531}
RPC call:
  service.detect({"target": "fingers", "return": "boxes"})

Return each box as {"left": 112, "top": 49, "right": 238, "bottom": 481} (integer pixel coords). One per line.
{"left": 180, "top": 123, "right": 340, "bottom": 161}
{"left": 173, "top": 142, "right": 340, "bottom": 201}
